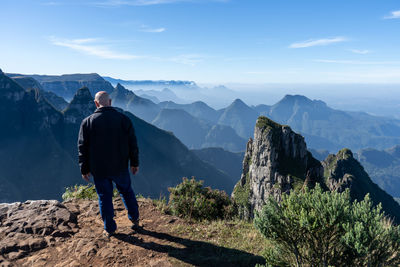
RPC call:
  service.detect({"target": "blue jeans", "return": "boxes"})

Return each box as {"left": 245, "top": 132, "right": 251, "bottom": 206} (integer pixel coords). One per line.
{"left": 93, "top": 169, "right": 139, "bottom": 233}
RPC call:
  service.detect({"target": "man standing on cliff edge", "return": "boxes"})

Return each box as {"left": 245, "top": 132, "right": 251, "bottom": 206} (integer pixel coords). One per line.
{"left": 78, "top": 91, "right": 140, "bottom": 237}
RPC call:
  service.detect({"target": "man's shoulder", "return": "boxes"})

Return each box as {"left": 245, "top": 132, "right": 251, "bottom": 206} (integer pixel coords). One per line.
{"left": 113, "top": 108, "right": 130, "bottom": 121}
{"left": 80, "top": 114, "right": 93, "bottom": 126}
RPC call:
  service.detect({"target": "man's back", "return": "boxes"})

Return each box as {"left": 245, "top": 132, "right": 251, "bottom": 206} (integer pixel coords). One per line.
{"left": 78, "top": 106, "right": 139, "bottom": 178}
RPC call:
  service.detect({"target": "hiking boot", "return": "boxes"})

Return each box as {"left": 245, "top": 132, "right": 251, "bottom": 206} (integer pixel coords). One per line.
{"left": 103, "top": 230, "right": 115, "bottom": 238}
{"left": 130, "top": 219, "right": 141, "bottom": 231}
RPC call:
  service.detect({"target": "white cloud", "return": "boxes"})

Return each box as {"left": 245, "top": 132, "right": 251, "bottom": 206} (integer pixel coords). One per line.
{"left": 49, "top": 37, "right": 139, "bottom": 60}
{"left": 49, "top": 36, "right": 206, "bottom": 65}
{"left": 349, "top": 49, "right": 371, "bottom": 54}
{"left": 140, "top": 27, "right": 166, "bottom": 33}
{"left": 139, "top": 25, "right": 166, "bottom": 33}
{"left": 289, "top": 37, "right": 347, "bottom": 48}
{"left": 384, "top": 10, "right": 400, "bottom": 19}
{"left": 314, "top": 59, "right": 400, "bottom": 65}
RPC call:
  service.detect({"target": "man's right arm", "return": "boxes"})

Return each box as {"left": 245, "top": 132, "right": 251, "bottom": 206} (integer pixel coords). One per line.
{"left": 126, "top": 117, "right": 139, "bottom": 172}
{"left": 78, "top": 119, "right": 90, "bottom": 177}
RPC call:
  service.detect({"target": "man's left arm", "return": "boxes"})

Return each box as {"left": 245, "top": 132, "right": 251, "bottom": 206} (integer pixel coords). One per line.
{"left": 78, "top": 119, "right": 91, "bottom": 181}
{"left": 127, "top": 118, "right": 139, "bottom": 175}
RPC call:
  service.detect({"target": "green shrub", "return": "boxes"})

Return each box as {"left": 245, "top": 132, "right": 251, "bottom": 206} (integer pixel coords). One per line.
{"left": 254, "top": 184, "right": 400, "bottom": 266}
{"left": 168, "top": 177, "right": 236, "bottom": 221}
{"left": 62, "top": 184, "right": 119, "bottom": 201}
{"left": 152, "top": 195, "right": 170, "bottom": 214}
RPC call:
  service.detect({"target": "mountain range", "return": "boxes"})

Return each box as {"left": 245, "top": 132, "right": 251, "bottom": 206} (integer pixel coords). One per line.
{"left": 7, "top": 73, "right": 115, "bottom": 100}
{"left": 154, "top": 94, "right": 400, "bottom": 152}
{"left": 12, "top": 72, "right": 400, "bottom": 154}
{"left": 7, "top": 73, "right": 246, "bottom": 152}
{"left": 103, "top": 76, "right": 198, "bottom": 90}
{"left": 6, "top": 71, "right": 400, "bottom": 201}
{"left": 111, "top": 83, "right": 246, "bottom": 152}
{"left": 0, "top": 70, "right": 234, "bottom": 202}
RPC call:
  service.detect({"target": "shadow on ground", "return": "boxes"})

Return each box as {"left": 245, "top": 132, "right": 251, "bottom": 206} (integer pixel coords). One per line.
{"left": 114, "top": 228, "right": 265, "bottom": 267}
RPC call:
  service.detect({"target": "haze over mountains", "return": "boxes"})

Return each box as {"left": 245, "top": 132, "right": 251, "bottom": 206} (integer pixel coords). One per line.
{"left": 3, "top": 70, "right": 400, "bottom": 206}
{"left": 11, "top": 72, "right": 400, "bottom": 153}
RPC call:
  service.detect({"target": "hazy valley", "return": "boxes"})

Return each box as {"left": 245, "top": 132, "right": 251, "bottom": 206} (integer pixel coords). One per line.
{"left": 3, "top": 70, "right": 400, "bottom": 205}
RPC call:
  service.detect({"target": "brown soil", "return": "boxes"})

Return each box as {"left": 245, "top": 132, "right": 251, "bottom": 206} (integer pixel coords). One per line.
{"left": 5, "top": 199, "right": 263, "bottom": 267}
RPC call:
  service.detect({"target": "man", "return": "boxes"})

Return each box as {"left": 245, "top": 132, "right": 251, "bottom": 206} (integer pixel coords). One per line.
{"left": 78, "top": 91, "right": 140, "bottom": 237}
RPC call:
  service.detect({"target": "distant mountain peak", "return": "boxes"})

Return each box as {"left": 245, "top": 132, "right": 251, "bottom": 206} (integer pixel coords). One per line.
{"left": 229, "top": 98, "right": 250, "bottom": 109}
{"left": 279, "top": 94, "right": 327, "bottom": 107}
{"left": 73, "top": 86, "right": 92, "bottom": 99}
{"left": 192, "top": 101, "right": 208, "bottom": 107}
{"left": 63, "top": 87, "right": 96, "bottom": 122}
{"left": 112, "top": 83, "right": 136, "bottom": 102}
{"left": 115, "top": 83, "right": 125, "bottom": 91}
{"left": 281, "top": 94, "right": 312, "bottom": 103}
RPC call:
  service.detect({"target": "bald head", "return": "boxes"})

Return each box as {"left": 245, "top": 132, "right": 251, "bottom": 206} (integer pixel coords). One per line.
{"left": 94, "top": 91, "right": 111, "bottom": 108}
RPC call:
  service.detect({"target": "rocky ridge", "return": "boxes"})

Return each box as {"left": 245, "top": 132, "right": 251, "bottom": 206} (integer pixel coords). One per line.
{"left": 0, "top": 200, "right": 78, "bottom": 263}
{"left": 233, "top": 116, "right": 400, "bottom": 222}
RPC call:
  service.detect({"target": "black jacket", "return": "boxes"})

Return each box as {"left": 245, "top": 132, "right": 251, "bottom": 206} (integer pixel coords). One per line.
{"left": 78, "top": 106, "right": 139, "bottom": 177}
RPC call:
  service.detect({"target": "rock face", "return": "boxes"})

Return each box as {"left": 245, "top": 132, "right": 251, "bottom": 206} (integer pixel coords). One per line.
{"left": 323, "top": 149, "right": 400, "bottom": 223}
{"left": 0, "top": 200, "right": 78, "bottom": 261}
{"left": 233, "top": 116, "right": 400, "bottom": 222}
{"left": 232, "top": 116, "right": 323, "bottom": 219}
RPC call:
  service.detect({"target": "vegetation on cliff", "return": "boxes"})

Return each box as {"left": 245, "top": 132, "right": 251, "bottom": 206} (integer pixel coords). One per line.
{"left": 254, "top": 185, "right": 400, "bottom": 266}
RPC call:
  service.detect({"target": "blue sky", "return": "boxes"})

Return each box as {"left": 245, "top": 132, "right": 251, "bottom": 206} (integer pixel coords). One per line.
{"left": 1, "top": 0, "right": 400, "bottom": 84}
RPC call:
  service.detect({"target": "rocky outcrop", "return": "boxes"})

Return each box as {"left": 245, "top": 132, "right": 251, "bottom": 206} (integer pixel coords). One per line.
{"left": 0, "top": 200, "right": 78, "bottom": 261}
{"left": 233, "top": 116, "right": 400, "bottom": 222}
{"left": 232, "top": 116, "right": 323, "bottom": 219}
{"left": 0, "top": 198, "right": 219, "bottom": 267}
